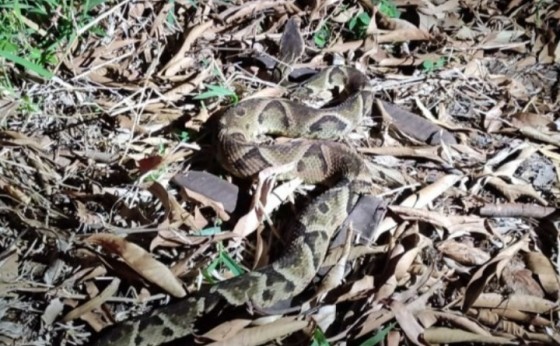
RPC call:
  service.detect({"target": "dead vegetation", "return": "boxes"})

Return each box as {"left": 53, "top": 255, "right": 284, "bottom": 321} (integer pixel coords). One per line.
{"left": 0, "top": 0, "right": 559, "bottom": 345}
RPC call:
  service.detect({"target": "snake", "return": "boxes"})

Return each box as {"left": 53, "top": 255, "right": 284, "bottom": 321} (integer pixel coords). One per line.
{"left": 91, "top": 19, "right": 375, "bottom": 346}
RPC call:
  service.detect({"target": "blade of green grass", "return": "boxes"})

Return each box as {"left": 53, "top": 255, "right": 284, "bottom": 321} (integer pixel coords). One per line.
{"left": 358, "top": 322, "right": 397, "bottom": 346}
{"left": 0, "top": 50, "right": 53, "bottom": 79}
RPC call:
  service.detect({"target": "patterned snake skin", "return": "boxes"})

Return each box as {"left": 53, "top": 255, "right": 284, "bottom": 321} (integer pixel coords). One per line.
{"left": 91, "top": 19, "right": 375, "bottom": 346}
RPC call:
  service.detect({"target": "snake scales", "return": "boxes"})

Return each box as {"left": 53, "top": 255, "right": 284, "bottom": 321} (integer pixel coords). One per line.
{"left": 92, "top": 19, "right": 375, "bottom": 346}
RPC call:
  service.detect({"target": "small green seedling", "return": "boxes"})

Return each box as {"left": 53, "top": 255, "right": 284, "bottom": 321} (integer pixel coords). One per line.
{"left": 348, "top": 11, "right": 371, "bottom": 39}
{"left": 314, "top": 24, "right": 330, "bottom": 48}
{"left": 358, "top": 322, "right": 397, "bottom": 346}
{"left": 202, "top": 242, "right": 245, "bottom": 283}
{"left": 422, "top": 57, "right": 446, "bottom": 73}
{"left": 376, "top": 0, "right": 400, "bottom": 18}
{"left": 310, "top": 327, "right": 330, "bottom": 346}
{"left": 194, "top": 84, "right": 239, "bottom": 104}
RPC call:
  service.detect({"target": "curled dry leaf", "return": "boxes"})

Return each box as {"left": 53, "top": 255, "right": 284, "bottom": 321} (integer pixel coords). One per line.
{"left": 511, "top": 112, "right": 553, "bottom": 130}
{"left": 462, "top": 235, "right": 529, "bottom": 311}
{"left": 315, "top": 227, "right": 353, "bottom": 300}
{"left": 524, "top": 252, "right": 560, "bottom": 298}
{"left": 484, "top": 176, "right": 547, "bottom": 205}
{"left": 390, "top": 300, "right": 424, "bottom": 346}
{"left": 334, "top": 275, "right": 374, "bottom": 303}
{"left": 470, "top": 308, "right": 552, "bottom": 327}
{"left": 390, "top": 206, "right": 489, "bottom": 237}
{"left": 374, "top": 174, "right": 463, "bottom": 241}
{"left": 501, "top": 265, "right": 545, "bottom": 297}
{"left": 431, "top": 311, "right": 492, "bottom": 336}
{"left": 86, "top": 234, "right": 186, "bottom": 298}
{"left": 202, "top": 319, "right": 253, "bottom": 342}
{"left": 437, "top": 240, "right": 490, "bottom": 266}
{"left": 469, "top": 293, "right": 558, "bottom": 314}
{"left": 232, "top": 163, "right": 301, "bottom": 238}
{"left": 62, "top": 278, "right": 120, "bottom": 322}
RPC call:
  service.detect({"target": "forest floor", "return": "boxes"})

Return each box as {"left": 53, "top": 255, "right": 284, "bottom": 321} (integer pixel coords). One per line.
{"left": 0, "top": 0, "right": 559, "bottom": 345}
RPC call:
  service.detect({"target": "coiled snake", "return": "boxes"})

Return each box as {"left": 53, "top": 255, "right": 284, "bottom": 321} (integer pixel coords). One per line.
{"left": 92, "top": 18, "right": 376, "bottom": 346}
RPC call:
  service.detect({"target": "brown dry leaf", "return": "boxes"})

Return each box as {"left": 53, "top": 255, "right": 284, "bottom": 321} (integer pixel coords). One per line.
{"left": 147, "top": 182, "right": 198, "bottom": 230}
{"left": 62, "top": 278, "right": 120, "bottom": 322}
{"left": 469, "top": 293, "right": 558, "bottom": 314}
{"left": 423, "top": 327, "right": 516, "bottom": 344}
{"left": 322, "top": 245, "right": 387, "bottom": 267}
{"left": 359, "top": 145, "right": 446, "bottom": 164}
{"left": 470, "top": 308, "right": 552, "bottom": 327}
{"left": 207, "top": 316, "right": 310, "bottom": 346}
{"left": 355, "top": 307, "right": 395, "bottom": 339}
{"left": 524, "top": 252, "right": 560, "bottom": 298}
{"left": 161, "top": 20, "right": 214, "bottom": 76}
{"left": 0, "top": 247, "right": 18, "bottom": 282}
{"left": 376, "top": 232, "right": 423, "bottom": 299}
{"left": 518, "top": 126, "right": 560, "bottom": 147}
{"left": 430, "top": 311, "right": 492, "bottom": 336}
{"left": 0, "top": 179, "right": 30, "bottom": 206}
{"left": 202, "top": 319, "right": 253, "bottom": 342}
{"left": 389, "top": 206, "right": 489, "bottom": 237}
{"left": 374, "top": 16, "right": 431, "bottom": 43}
{"left": 484, "top": 143, "right": 537, "bottom": 178}
{"left": 390, "top": 300, "right": 424, "bottom": 346}
{"left": 160, "top": 67, "right": 212, "bottom": 102}
{"left": 462, "top": 235, "right": 529, "bottom": 311}
{"left": 485, "top": 176, "right": 547, "bottom": 205}
{"left": 86, "top": 234, "right": 186, "bottom": 298}
{"left": 511, "top": 112, "right": 553, "bottom": 130}
{"left": 437, "top": 240, "right": 490, "bottom": 266}
{"left": 315, "top": 226, "right": 353, "bottom": 300}
{"left": 335, "top": 275, "right": 375, "bottom": 303}
{"left": 374, "top": 174, "right": 463, "bottom": 240}
{"left": 232, "top": 163, "right": 300, "bottom": 238}
{"left": 501, "top": 265, "right": 545, "bottom": 297}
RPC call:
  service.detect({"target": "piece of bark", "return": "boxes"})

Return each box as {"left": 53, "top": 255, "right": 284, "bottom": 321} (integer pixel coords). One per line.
{"left": 479, "top": 203, "right": 558, "bottom": 219}
{"left": 379, "top": 100, "right": 457, "bottom": 146}
{"left": 173, "top": 171, "right": 239, "bottom": 213}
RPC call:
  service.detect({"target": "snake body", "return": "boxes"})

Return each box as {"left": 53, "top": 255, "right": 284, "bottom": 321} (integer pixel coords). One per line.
{"left": 92, "top": 24, "right": 374, "bottom": 346}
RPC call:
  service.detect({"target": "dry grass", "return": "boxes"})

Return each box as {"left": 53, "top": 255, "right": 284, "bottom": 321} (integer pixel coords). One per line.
{"left": 0, "top": 0, "right": 559, "bottom": 345}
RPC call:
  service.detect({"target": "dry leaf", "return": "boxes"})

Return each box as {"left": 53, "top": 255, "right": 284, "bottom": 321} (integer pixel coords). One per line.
{"left": 87, "top": 234, "right": 186, "bottom": 298}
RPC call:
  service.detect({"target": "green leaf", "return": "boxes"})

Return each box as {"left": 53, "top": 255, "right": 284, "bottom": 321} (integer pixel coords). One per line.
{"left": 220, "top": 250, "right": 244, "bottom": 276}
{"left": 348, "top": 16, "right": 358, "bottom": 31}
{"left": 85, "top": 0, "right": 106, "bottom": 12}
{"left": 348, "top": 12, "right": 371, "bottom": 38}
{"left": 314, "top": 24, "right": 330, "bottom": 48}
{"left": 422, "top": 59, "right": 434, "bottom": 71}
{"left": 311, "top": 328, "right": 330, "bottom": 346}
{"left": 357, "top": 12, "right": 371, "bottom": 25}
{"left": 0, "top": 50, "right": 53, "bottom": 79}
{"left": 422, "top": 57, "right": 446, "bottom": 73}
{"left": 192, "top": 226, "right": 223, "bottom": 236}
{"left": 194, "top": 84, "right": 238, "bottom": 104}
{"left": 378, "top": 0, "right": 400, "bottom": 18}
{"left": 202, "top": 257, "right": 220, "bottom": 284}
{"left": 0, "top": 40, "right": 17, "bottom": 54}
{"left": 202, "top": 242, "right": 245, "bottom": 282}
{"left": 180, "top": 131, "right": 190, "bottom": 142}
{"left": 358, "top": 322, "right": 397, "bottom": 346}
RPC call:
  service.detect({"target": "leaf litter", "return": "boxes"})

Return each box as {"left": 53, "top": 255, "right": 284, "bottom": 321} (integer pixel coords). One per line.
{"left": 0, "top": 0, "right": 559, "bottom": 345}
